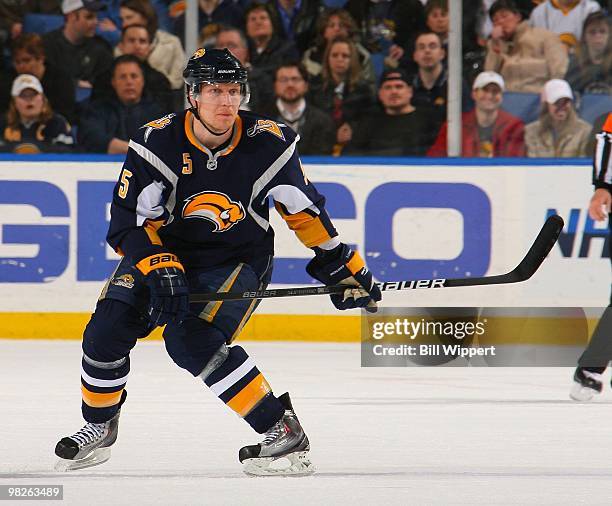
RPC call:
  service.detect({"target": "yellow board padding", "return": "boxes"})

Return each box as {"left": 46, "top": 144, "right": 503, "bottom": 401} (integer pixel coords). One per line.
{"left": 0, "top": 312, "right": 602, "bottom": 345}
{"left": 0, "top": 313, "right": 361, "bottom": 341}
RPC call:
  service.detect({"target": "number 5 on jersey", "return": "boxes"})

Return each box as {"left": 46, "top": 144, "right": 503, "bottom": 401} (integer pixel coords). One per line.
{"left": 118, "top": 169, "right": 133, "bottom": 199}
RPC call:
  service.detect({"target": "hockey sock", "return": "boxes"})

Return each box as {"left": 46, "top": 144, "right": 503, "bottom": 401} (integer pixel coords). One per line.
{"left": 203, "top": 345, "right": 284, "bottom": 433}
{"left": 81, "top": 353, "right": 129, "bottom": 423}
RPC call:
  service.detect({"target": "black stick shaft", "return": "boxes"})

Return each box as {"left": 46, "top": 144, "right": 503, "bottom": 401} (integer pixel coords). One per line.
{"left": 189, "top": 215, "right": 563, "bottom": 303}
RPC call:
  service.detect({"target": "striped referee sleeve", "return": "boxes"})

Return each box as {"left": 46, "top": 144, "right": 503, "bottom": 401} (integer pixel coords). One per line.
{"left": 593, "top": 113, "right": 612, "bottom": 190}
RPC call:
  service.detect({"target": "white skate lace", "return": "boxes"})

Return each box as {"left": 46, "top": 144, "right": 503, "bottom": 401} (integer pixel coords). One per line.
{"left": 262, "top": 421, "right": 284, "bottom": 445}
{"left": 71, "top": 423, "right": 106, "bottom": 448}
{"left": 583, "top": 370, "right": 603, "bottom": 382}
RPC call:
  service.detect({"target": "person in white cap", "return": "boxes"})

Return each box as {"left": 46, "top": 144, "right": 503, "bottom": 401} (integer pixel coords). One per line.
{"left": 42, "top": 0, "right": 113, "bottom": 91}
{"left": 428, "top": 70, "right": 525, "bottom": 157}
{"left": 0, "top": 74, "right": 73, "bottom": 153}
{"left": 524, "top": 78, "right": 592, "bottom": 157}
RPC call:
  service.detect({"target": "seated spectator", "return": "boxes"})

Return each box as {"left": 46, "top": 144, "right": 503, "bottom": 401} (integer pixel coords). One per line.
{"left": 308, "top": 36, "right": 375, "bottom": 154}
{"left": 43, "top": 0, "right": 114, "bottom": 91}
{"left": 0, "top": 0, "right": 62, "bottom": 43}
{"left": 529, "top": 0, "right": 601, "bottom": 52}
{"left": 119, "top": 0, "right": 186, "bottom": 90}
{"left": 246, "top": 3, "right": 298, "bottom": 74}
{"left": 428, "top": 71, "right": 525, "bottom": 157}
{"left": 302, "top": 8, "right": 376, "bottom": 93}
{"left": 525, "top": 78, "right": 591, "bottom": 157}
{"left": 78, "top": 54, "right": 165, "bottom": 153}
{"left": 345, "top": 0, "right": 425, "bottom": 68}
{"left": 0, "top": 34, "right": 77, "bottom": 124}
{"left": 425, "top": 0, "right": 449, "bottom": 49}
{"left": 172, "top": 0, "right": 244, "bottom": 44}
{"left": 410, "top": 31, "right": 470, "bottom": 136}
{"left": 344, "top": 68, "right": 431, "bottom": 156}
{"left": 566, "top": 12, "right": 611, "bottom": 95}
{"left": 214, "top": 25, "right": 272, "bottom": 112}
{"left": 262, "top": 62, "right": 335, "bottom": 155}
{"left": 95, "top": 25, "right": 174, "bottom": 112}
{"left": 266, "top": 0, "right": 322, "bottom": 54}
{"left": 484, "top": 0, "right": 568, "bottom": 93}
{"left": 586, "top": 110, "right": 611, "bottom": 155}
{"left": 0, "top": 74, "right": 73, "bottom": 153}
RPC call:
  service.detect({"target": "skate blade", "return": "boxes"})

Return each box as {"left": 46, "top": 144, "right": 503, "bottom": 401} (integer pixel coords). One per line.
{"left": 54, "top": 447, "right": 111, "bottom": 471}
{"left": 242, "top": 451, "right": 315, "bottom": 477}
{"left": 569, "top": 381, "right": 599, "bottom": 401}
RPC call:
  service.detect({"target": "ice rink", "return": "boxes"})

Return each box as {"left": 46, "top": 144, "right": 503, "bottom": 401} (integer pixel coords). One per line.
{"left": 1, "top": 339, "right": 612, "bottom": 506}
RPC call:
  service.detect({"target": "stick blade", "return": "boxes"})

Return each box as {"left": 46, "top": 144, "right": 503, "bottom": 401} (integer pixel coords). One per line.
{"left": 512, "top": 214, "right": 564, "bottom": 281}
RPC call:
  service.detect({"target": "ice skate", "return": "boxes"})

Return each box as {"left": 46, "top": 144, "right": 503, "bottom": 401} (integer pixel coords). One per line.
{"left": 239, "top": 393, "right": 314, "bottom": 477}
{"left": 570, "top": 367, "right": 603, "bottom": 401}
{"left": 54, "top": 412, "right": 120, "bottom": 471}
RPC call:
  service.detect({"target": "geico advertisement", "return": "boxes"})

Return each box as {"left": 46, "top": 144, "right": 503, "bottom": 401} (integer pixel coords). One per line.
{"left": 0, "top": 161, "right": 608, "bottom": 313}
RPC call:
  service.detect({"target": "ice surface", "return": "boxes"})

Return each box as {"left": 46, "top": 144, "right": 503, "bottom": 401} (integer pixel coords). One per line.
{"left": 1, "top": 339, "right": 612, "bottom": 506}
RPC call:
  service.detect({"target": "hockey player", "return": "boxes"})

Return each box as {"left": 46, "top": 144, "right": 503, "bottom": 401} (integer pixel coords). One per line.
{"left": 54, "top": 48, "right": 381, "bottom": 475}
{"left": 571, "top": 112, "right": 612, "bottom": 401}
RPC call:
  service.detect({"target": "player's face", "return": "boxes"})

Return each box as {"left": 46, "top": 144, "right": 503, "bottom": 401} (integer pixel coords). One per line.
{"left": 324, "top": 15, "right": 348, "bottom": 42}
{"left": 491, "top": 9, "right": 521, "bottom": 39}
{"left": 119, "top": 7, "right": 147, "bottom": 28}
{"left": 328, "top": 42, "right": 351, "bottom": 77}
{"left": 73, "top": 9, "right": 98, "bottom": 38}
{"left": 246, "top": 9, "right": 273, "bottom": 39}
{"left": 196, "top": 83, "right": 241, "bottom": 131}
{"left": 14, "top": 88, "right": 44, "bottom": 120}
{"left": 215, "top": 32, "right": 248, "bottom": 65}
{"left": 275, "top": 67, "right": 307, "bottom": 103}
{"left": 111, "top": 62, "right": 144, "bottom": 105}
{"left": 121, "top": 26, "right": 151, "bottom": 60}
{"left": 426, "top": 8, "right": 449, "bottom": 35}
{"left": 584, "top": 20, "right": 609, "bottom": 53}
{"left": 13, "top": 50, "right": 44, "bottom": 77}
{"left": 472, "top": 83, "right": 503, "bottom": 113}
{"left": 547, "top": 97, "right": 572, "bottom": 122}
{"left": 378, "top": 79, "right": 412, "bottom": 110}
{"left": 413, "top": 34, "right": 445, "bottom": 70}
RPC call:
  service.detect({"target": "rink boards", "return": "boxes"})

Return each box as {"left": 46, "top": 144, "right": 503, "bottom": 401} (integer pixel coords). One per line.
{"left": 0, "top": 157, "right": 608, "bottom": 340}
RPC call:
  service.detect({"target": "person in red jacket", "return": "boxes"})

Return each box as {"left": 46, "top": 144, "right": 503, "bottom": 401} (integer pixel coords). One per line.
{"left": 427, "top": 71, "right": 526, "bottom": 157}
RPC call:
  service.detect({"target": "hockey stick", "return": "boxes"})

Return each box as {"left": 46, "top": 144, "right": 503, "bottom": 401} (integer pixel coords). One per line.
{"left": 189, "top": 214, "right": 564, "bottom": 303}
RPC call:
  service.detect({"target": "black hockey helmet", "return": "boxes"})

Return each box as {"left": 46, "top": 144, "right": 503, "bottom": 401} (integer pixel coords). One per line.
{"left": 183, "top": 48, "right": 249, "bottom": 102}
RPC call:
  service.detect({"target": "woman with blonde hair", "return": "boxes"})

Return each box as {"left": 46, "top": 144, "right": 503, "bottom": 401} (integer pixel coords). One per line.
{"left": 308, "top": 36, "right": 374, "bottom": 153}
{"left": 1, "top": 74, "right": 73, "bottom": 153}
{"left": 524, "top": 78, "right": 591, "bottom": 157}
{"left": 302, "top": 8, "right": 375, "bottom": 92}
{"left": 565, "top": 11, "right": 612, "bottom": 95}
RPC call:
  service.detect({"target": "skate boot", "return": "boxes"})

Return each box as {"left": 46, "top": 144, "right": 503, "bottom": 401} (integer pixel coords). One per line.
{"left": 570, "top": 367, "right": 603, "bottom": 401}
{"left": 54, "top": 411, "right": 120, "bottom": 471}
{"left": 239, "top": 392, "right": 314, "bottom": 476}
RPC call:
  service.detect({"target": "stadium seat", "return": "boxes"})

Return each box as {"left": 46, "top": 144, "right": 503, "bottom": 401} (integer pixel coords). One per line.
{"left": 322, "top": 0, "right": 347, "bottom": 7}
{"left": 578, "top": 94, "right": 612, "bottom": 125}
{"left": 76, "top": 86, "right": 92, "bottom": 103}
{"left": 370, "top": 52, "right": 385, "bottom": 82}
{"left": 23, "top": 14, "right": 63, "bottom": 34}
{"left": 501, "top": 92, "right": 541, "bottom": 124}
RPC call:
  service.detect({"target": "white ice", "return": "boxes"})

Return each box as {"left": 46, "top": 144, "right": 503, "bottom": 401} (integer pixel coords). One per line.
{"left": 1, "top": 339, "right": 612, "bottom": 506}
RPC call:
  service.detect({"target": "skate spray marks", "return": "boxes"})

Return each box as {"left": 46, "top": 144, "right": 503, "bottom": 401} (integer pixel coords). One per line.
{"left": 361, "top": 307, "right": 596, "bottom": 367}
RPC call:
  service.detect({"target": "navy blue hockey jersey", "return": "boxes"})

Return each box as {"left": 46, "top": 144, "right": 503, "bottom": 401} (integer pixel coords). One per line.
{"left": 107, "top": 109, "right": 338, "bottom": 269}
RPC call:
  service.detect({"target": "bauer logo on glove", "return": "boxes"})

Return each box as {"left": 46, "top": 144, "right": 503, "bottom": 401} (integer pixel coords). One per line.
{"left": 305, "top": 243, "right": 382, "bottom": 312}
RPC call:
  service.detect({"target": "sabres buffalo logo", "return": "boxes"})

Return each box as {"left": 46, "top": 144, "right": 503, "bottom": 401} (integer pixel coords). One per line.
{"left": 182, "top": 191, "right": 245, "bottom": 232}
{"left": 142, "top": 113, "right": 176, "bottom": 142}
{"left": 191, "top": 48, "right": 206, "bottom": 59}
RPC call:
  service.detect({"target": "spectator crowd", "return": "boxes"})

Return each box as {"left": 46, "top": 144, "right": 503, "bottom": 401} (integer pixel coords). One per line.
{"left": 0, "top": 0, "right": 609, "bottom": 157}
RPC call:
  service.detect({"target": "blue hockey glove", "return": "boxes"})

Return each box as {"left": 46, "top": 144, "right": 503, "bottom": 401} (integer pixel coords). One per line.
{"left": 306, "top": 243, "right": 381, "bottom": 312}
{"left": 135, "top": 252, "right": 189, "bottom": 326}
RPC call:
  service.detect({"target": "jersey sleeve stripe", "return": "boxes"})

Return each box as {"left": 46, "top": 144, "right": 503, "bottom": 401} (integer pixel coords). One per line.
{"left": 128, "top": 139, "right": 179, "bottom": 214}
{"left": 247, "top": 138, "right": 298, "bottom": 230}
